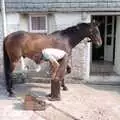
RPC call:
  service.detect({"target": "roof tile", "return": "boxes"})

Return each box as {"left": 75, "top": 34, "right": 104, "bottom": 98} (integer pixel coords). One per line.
{"left": 1, "top": 0, "right": 120, "bottom": 12}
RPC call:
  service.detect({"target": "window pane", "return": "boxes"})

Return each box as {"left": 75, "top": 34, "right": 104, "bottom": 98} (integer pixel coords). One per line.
{"left": 107, "top": 16, "right": 112, "bottom": 24}
{"left": 31, "top": 16, "right": 46, "bottom": 31}
{"left": 31, "top": 17, "right": 39, "bottom": 30}
{"left": 107, "top": 25, "right": 112, "bottom": 35}
{"left": 107, "top": 37, "right": 112, "bottom": 45}
{"left": 40, "top": 17, "right": 46, "bottom": 30}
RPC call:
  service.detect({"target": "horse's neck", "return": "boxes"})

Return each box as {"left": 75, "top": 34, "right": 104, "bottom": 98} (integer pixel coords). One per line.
{"left": 51, "top": 29, "right": 87, "bottom": 48}
{"left": 51, "top": 31, "right": 64, "bottom": 40}
{"left": 68, "top": 33, "right": 87, "bottom": 48}
{"left": 61, "top": 27, "right": 88, "bottom": 48}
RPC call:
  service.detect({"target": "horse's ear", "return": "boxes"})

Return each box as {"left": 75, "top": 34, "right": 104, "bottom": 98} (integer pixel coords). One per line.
{"left": 91, "top": 20, "right": 100, "bottom": 26}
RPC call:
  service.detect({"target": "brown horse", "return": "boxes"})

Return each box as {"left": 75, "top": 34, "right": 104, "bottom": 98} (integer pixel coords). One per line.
{"left": 3, "top": 32, "right": 70, "bottom": 97}
{"left": 50, "top": 20, "right": 102, "bottom": 90}
{"left": 3, "top": 20, "right": 102, "bottom": 100}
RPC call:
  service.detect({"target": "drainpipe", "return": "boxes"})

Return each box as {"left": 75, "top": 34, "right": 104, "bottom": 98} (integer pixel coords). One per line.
{"left": 1, "top": 0, "right": 7, "bottom": 37}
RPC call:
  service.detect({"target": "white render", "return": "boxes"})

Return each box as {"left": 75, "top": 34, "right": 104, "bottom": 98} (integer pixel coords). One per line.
{"left": 114, "top": 16, "right": 120, "bottom": 75}
{"left": 54, "top": 12, "right": 90, "bottom": 30}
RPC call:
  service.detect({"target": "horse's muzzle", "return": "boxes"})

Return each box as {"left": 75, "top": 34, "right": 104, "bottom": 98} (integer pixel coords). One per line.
{"left": 95, "top": 41, "right": 102, "bottom": 48}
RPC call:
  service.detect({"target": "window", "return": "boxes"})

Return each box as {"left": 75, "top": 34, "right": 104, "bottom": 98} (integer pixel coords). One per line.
{"left": 29, "top": 15, "right": 47, "bottom": 33}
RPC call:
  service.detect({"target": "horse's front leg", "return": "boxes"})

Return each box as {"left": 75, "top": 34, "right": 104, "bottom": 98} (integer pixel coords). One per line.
{"left": 66, "top": 64, "right": 71, "bottom": 74}
{"left": 21, "top": 56, "right": 29, "bottom": 71}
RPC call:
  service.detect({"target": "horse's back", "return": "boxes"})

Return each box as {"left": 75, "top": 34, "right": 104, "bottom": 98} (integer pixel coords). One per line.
{"left": 4, "top": 30, "right": 71, "bottom": 60}
{"left": 4, "top": 31, "right": 29, "bottom": 47}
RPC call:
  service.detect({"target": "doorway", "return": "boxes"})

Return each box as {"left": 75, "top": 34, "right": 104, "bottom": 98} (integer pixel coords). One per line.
{"left": 91, "top": 15, "right": 116, "bottom": 74}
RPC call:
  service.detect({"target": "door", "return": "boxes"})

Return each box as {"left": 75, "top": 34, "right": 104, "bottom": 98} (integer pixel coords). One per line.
{"left": 104, "top": 16, "right": 115, "bottom": 62}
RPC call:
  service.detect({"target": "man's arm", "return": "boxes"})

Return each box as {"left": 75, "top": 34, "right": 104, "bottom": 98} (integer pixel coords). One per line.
{"left": 49, "top": 56, "right": 60, "bottom": 80}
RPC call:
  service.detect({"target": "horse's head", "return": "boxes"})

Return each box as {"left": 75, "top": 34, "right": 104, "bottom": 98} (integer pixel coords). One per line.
{"left": 88, "top": 20, "right": 102, "bottom": 47}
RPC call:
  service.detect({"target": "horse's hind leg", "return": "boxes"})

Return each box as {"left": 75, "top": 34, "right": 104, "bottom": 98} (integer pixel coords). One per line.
{"left": 66, "top": 64, "right": 71, "bottom": 74}
{"left": 7, "top": 62, "right": 17, "bottom": 97}
{"left": 61, "top": 79, "right": 68, "bottom": 91}
{"left": 5, "top": 71, "right": 14, "bottom": 96}
{"left": 61, "top": 64, "right": 71, "bottom": 90}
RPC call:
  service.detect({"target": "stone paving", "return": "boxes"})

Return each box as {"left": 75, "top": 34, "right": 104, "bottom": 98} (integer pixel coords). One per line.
{"left": 0, "top": 83, "right": 120, "bottom": 120}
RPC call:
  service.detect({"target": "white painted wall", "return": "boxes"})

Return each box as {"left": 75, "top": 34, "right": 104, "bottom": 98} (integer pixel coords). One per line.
{"left": 6, "top": 13, "right": 29, "bottom": 34}
{"left": 0, "top": 13, "right": 3, "bottom": 41}
{"left": 0, "top": 13, "right": 3, "bottom": 58}
{"left": 19, "top": 14, "right": 29, "bottom": 31}
{"left": 48, "top": 14, "right": 57, "bottom": 33}
{"left": 6, "top": 13, "right": 20, "bottom": 34}
{"left": 114, "top": 16, "right": 120, "bottom": 75}
{"left": 54, "top": 12, "right": 90, "bottom": 30}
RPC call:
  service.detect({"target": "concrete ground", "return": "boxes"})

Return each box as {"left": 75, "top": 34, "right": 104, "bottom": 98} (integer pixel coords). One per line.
{"left": 0, "top": 82, "right": 120, "bottom": 120}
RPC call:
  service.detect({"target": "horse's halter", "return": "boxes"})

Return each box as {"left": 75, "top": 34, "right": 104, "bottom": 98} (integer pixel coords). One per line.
{"left": 87, "top": 31, "right": 94, "bottom": 43}
{"left": 87, "top": 39, "right": 92, "bottom": 42}
{"left": 88, "top": 27, "right": 99, "bottom": 44}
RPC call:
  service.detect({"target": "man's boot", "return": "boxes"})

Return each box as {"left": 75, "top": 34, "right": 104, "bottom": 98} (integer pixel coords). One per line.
{"left": 48, "top": 80, "right": 61, "bottom": 101}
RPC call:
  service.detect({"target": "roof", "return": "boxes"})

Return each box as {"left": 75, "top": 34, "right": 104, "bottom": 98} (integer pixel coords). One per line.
{"left": 3, "top": 0, "right": 120, "bottom": 12}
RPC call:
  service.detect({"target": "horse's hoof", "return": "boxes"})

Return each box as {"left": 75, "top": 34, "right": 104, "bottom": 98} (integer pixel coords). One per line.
{"left": 66, "top": 67, "right": 71, "bottom": 74}
{"left": 46, "top": 93, "right": 51, "bottom": 97}
{"left": 47, "top": 96, "right": 61, "bottom": 101}
{"left": 8, "top": 93, "right": 15, "bottom": 97}
{"left": 63, "top": 86, "right": 68, "bottom": 91}
{"left": 8, "top": 91, "right": 15, "bottom": 97}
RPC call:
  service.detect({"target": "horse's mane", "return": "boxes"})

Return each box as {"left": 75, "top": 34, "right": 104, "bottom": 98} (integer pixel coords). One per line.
{"left": 61, "top": 23, "right": 89, "bottom": 35}
{"left": 51, "top": 22, "right": 91, "bottom": 48}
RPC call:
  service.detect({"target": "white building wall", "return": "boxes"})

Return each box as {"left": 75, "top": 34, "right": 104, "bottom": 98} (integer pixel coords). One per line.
{"left": 0, "top": 13, "right": 3, "bottom": 41}
{"left": 48, "top": 14, "right": 57, "bottom": 33}
{"left": 19, "top": 14, "right": 29, "bottom": 31}
{"left": 0, "top": 13, "right": 3, "bottom": 73}
{"left": 54, "top": 12, "right": 90, "bottom": 30}
{"left": 6, "top": 13, "right": 20, "bottom": 34}
{"left": 114, "top": 16, "right": 120, "bottom": 75}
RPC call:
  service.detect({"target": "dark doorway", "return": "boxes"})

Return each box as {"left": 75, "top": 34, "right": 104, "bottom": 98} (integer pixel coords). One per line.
{"left": 92, "top": 16, "right": 105, "bottom": 61}
{"left": 92, "top": 16, "right": 116, "bottom": 63}
{"left": 91, "top": 15, "right": 116, "bottom": 75}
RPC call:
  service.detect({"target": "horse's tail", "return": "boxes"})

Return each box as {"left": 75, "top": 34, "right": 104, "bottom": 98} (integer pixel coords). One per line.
{"left": 3, "top": 37, "right": 11, "bottom": 86}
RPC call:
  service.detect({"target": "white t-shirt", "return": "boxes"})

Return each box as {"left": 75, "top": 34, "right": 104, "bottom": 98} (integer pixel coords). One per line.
{"left": 42, "top": 48, "right": 66, "bottom": 61}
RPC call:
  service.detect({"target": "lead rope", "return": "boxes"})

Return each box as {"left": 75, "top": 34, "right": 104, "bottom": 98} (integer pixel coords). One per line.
{"left": 70, "top": 54, "right": 72, "bottom": 68}
{"left": 68, "top": 52, "right": 72, "bottom": 70}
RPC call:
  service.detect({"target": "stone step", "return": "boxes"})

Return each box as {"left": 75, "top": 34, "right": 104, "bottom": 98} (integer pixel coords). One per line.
{"left": 12, "top": 71, "right": 120, "bottom": 85}
{"left": 87, "top": 75, "right": 120, "bottom": 85}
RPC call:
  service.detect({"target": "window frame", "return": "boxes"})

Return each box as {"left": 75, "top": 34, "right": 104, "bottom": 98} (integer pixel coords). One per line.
{"left": 29, "top": 14, "right": 48, "bottom": 33}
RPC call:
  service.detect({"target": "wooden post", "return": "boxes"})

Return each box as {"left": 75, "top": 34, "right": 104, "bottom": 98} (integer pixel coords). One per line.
{"left": 1, "top": 0, "right": 7, "bottom": 37}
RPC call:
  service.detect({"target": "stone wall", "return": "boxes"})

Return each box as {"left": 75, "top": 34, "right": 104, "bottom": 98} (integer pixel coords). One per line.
{"left": 66, "top": 42, "right": 90, "bottom": 80}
